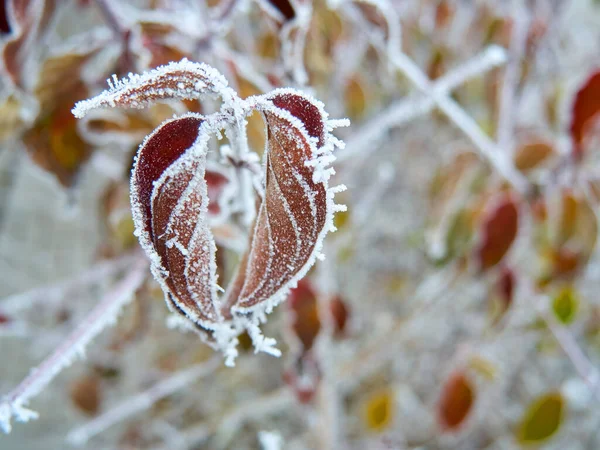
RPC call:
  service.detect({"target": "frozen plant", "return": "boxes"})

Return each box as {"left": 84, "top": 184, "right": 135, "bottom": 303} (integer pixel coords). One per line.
{"left": 73, "top": 59, "right": 349, "bottom": 366}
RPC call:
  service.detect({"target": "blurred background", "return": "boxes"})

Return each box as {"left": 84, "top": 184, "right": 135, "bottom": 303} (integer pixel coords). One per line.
{"left": 2, "top": 0, "right": 600, "bottom": 449}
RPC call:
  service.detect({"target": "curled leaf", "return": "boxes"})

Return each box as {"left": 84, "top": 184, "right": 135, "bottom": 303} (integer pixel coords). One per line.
{"left": 72, "top": 59, "right": 233, "bottom": 119}
{"left": 226, "top": 90, "right": 345, "bottom": 314}
{"left": 130, "top": 114, "right": 222, "bottom": 329}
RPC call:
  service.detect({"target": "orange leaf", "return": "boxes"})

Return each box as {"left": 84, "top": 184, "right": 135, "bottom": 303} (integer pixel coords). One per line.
{"left": 288, "top": 280, "right": 321, "bottom": 350}
{"left": 438, "top": 371, "right": 475, "bottom": 431}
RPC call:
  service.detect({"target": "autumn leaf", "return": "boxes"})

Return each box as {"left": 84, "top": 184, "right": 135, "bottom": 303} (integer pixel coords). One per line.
{"left": 226, "top": 90, "right": 345, "bottom": 314}
{"left": 130, "top": 114, "right": 222, "bottom": 328}
{"left": 514, "top": 140, "right": 554, "bottom": 172}
{"left": 363, "top": 389, "right": 395, "bottom": 433}
{"left": 288, "top": 279, "right": 321, "bottom": 351}
{"left": 570, "top": 70, "right": 600, "bottom": 160}
{"left": 438, "top": 371, "right": 475, "bottom": 431}
{"left": 517, "top": 392, "right": 564, "bottom": 444}
{"left": 475, "top": 194, "right": 519, "bottom": 271}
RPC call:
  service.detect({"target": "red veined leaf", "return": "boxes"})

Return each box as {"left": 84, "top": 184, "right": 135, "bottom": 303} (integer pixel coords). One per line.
{"left": 438, "top": 370, "right": 475, "bottom": 431}
{"left": 475, "top": 194, "right": 519, "bottom": 271}
{"left": 131, "top": 114, "right": 221, "bottom": 328}
{"left": 72, "top": 59, "right": 234, "bottom": 119}
{"left": 226, "top": 90, "right": 339, "bottom": 314}
{"left": 570, "top": 70, "right": 600, "bottom": 160}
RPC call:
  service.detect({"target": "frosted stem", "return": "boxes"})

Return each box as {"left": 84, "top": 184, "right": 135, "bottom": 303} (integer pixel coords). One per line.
{"left": 496, "top": 2, "right": 529, "bottom": 157}
{"left": 66, "top": 356, "right": 221, "bottom": 446}
{"left": 0, "top": 255, "right": 148, "bottom": 434}
{"left": 340, "top": 46, "right": 508, "bottom": 164}
{"left": 0, "top": 253, "right": 137, "bottom": 315}
{"left": 537, "top": 297, "right": 600, "bottom": 399}
{"left": 389, "top": 49, "right": 529, "bottom": 194}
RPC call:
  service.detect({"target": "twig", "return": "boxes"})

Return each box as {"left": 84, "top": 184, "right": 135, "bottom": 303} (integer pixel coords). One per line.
{"left": 0, "top": 255, "right": 148, "bottom": 434}
{"left": 496, "top": 1, "right": 529, "bottom": 157}
{"left": 536, "top": 296, "right": 600, "bottom": 400}
{"left": 339, "top": 45, "right": 508, "bottom": 163}
{"left": 0, "top": 253, "right": 138, "bottom": 315}
{"left": 66, "top": 356, "right": 221, "bottom": 446}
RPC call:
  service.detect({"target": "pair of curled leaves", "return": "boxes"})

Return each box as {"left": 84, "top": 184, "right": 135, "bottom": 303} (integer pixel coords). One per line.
{"left": 72, "top": 59, "right": 348, "bottom": 364}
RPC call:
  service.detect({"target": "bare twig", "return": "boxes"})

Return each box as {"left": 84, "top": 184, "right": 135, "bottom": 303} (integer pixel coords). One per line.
{"left": 0, "top": 255, "right": 148, "bottom": 434}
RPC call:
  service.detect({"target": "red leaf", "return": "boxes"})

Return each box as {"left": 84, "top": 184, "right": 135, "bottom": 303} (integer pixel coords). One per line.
{"left": 288, "top": 279, "right": 321, "bottom": 350}
{"left": 570, "top": 70, "right": 600, "bottom": 160}
{"left": 476, "top": 194, "right": 519, "bottom": 271}
{"left": 438, "top": 371, "right": 475, "bottom": 431}
{"left": 330, "top": 295, "right": 349, "bottom": 336}
{"left": 226, "top": 91, "right": 333, "bottom": 313}
{"left": 131, "top": 115, "right": 221, "bottom": 327}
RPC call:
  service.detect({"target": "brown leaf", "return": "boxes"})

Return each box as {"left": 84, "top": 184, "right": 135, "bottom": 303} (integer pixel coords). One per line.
{"left": 70, "top": 374, "right": 102, "bottom": 416}
{"left": 24, "top": 84, "right": 92, "bottom": 187}
{"left": 131, "top": 115, "right": 221, "bottom": 327}
{"left": 514, "top": 140, "right": 554, "bottom": 172}
{"left": 3, "top": 0, "right": 58, "bottom": 87}
{"left": 288, "top": 279, "right": 321, "bottom": 350}
{"left": 475, "top": 194, "right": 519, "bottom": 271}
{"left": 438, "top": 371, "right": 475, "bottom": 431}
{"left": 570, "top": 70, "right": 600, "bottom": 160}
{"left": 330, "top": 295, "right": 350, "bottom": 337}
{"left": 227, "top": 92, "right": 330, "bottom": 312}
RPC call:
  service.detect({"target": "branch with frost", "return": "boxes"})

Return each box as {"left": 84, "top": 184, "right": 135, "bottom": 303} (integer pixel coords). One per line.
{"left": 0, "top": 253, "right": 137, "bottom": 315}
{"left": 535, "top": 295, "right": 600, "bottom": 401}
{"left": 67, "top": 356, "right": 221, "bottom": 446}
{"left": 496, "top": 3, "right": 529, "bottom": 157}
{"left": 73, "top": 60, "right": 349, "bottom": 365}
{"left": 0, "top": 255, "right": 148, "bottom": 434}
{"left": 339, "top": 45, "right": 509, "bottom": 164}
{"left": 341, "top": 1, "right": 529, "bottom": 193}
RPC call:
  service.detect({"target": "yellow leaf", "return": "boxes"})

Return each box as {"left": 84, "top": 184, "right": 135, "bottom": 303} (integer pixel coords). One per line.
{"left": 517, "top": 392, "right": 564, "bottom": 445}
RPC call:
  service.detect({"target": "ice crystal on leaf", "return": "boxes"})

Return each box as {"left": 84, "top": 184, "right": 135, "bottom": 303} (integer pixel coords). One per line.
{"left": 72, "top": 59, "right": 348, "bottom": 366}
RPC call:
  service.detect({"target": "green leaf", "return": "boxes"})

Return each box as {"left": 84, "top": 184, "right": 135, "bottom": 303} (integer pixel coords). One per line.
{"left": 517, "top": 392, "right": 564, "bottom": 445}
{"left": 552, "top": 286, "right": 579, "bottom": 325}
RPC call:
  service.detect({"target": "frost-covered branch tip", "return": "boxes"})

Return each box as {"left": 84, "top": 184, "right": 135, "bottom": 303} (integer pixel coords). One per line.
{"left": 72, "top": 60, "right": 349, "bottom": 365}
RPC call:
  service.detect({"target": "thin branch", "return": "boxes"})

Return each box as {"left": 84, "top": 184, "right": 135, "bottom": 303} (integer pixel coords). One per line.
{"left": 339, "top": 45, "right": 508, "bottom": 163}
{"left": 0, "top": 255, "right": 148, "bottom": 434}
{"left": 496, "top": 1, "right": 529, "bottom": 157}
{"left": 67, "top": 356, "right": 221, "bottom": 446}
{"left": 0, "top": 253, "right": 138, "bottom": 315}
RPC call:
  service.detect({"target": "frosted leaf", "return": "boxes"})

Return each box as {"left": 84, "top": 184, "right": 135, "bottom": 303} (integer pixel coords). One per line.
{"left": 131, "top": 114, "right": 222, "bottom": 329}
{"left": 72, "top": 58, "right": 234, "bottom": 119}
{"left": 226, "top": 89, "right": 347, "bottom": 315}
